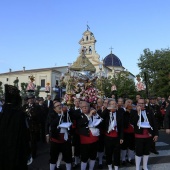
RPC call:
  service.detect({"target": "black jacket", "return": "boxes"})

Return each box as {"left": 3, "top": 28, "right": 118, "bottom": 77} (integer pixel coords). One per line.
{"left": 46, "top": 110, "right": 71, "bottom": 139}
{"left": 164, "top": 105, "right": 170, "bottom": 129}
{"left": 76, "top": 112, "right": 101, "bottom": 137}
{"left": 22, "top": 103, "right": 41, "bottom": 132}
{"left": 69, "top": 107, "right": 81, "bottom": 127}
{"left": 123, "top": 109, "right": 136, "bottom": 129}
{"left": 45, "top": 100, "right": 53, "bottom": 109}
{"left": 101, "top": 109, "right": 124, "bottom": 140}
{"left": 130, "top": 108, "right": 158, "bottom": 136}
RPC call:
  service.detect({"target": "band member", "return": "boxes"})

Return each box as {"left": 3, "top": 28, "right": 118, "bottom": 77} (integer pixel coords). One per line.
{"left": 38, "top": 97, "right": 48, "bottom": 143}
{"left": 130, "top": 98, "right": 158, "bottom": 170}
{"left": 117, "top": 98, "right": 125, "bottom": 110}
{"left": 77, "top": 101, "right": 102, "bottom": 170}
{"left": 45, "top": 95, "right": 53, "bottom": 110}
{"left": 164, "top": 100, "right": 170, "bottom": 134}
{"left": 96, "top": 98, "right": 105, "bottom": 169}
{"left": 69, "top": 98, "right": 81, "bottom": 169}
{"left": 46, "top": 102, "right": 72, "bottom": 170}
{"left": 148, "top": 96, "right": 162, "bottom": 154}
{"left": 121, "top": 99, "right": 135, "bottom": 165}
{"left": 102, "top": 100, "right": 124, "bottom": 170}
{"left": 23, "top": 94, "right": 41, "bottom": 158}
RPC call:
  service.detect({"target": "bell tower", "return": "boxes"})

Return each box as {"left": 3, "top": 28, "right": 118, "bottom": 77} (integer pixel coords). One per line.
{"left": 79, "top": 27, "right": 100, "bottom": 70}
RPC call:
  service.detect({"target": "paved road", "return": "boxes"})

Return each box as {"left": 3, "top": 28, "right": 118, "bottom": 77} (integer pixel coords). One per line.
{"left": 28, "top": 130, "right": 170, "bottom": 170}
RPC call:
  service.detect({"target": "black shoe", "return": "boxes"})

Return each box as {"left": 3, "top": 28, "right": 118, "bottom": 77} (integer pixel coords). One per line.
{"left": 72, "top": 163, "right": 79, "bottom": 169}
{"left": 127, "top": 159, "right": 135, "bottom": 165}
{"left": 55, "top": 166, "right": 61, "bottom": 170}
{"left": 98, "top": 164, "right": 103, "bottom": 169}
{"left": 121, "top": 161, "right": 126, "bottom": 166}
{"left": 151, "top": 150, "right": 159, "bottom": 155}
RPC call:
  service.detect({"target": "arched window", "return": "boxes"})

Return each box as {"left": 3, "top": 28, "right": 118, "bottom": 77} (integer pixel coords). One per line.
{"left": 89, "top": 46, "right": 92, "bottom": 54}
{"left": 86, "top": 36, "right": 88, "bottom": 41}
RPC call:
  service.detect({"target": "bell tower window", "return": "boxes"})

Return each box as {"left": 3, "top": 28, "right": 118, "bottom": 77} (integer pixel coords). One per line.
{"left": 86, "top": 36, "right": 88, "bottom": 41}
{"left": 89, "top": 46, "right": 92, "bottom": 54}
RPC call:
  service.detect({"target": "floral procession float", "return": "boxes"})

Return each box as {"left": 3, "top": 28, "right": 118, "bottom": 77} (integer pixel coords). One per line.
{"left": 61, "top": 48, "right": 103, "bottom": 106}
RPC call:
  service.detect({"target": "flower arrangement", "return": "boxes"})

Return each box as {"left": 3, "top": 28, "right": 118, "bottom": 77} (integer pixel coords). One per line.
{"left": 63, "top": 86, "right": 98, "bottom": 105}
{"left": 83, "top": 87, "right": 98, "bottom": 104}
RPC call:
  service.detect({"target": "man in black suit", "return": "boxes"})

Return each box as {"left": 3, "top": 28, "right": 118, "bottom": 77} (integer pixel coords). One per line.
{"left": 46, "top": 102, "right": 72, "bottom": 170}
{"left": 45, "top": 95, "right": 53, "bottom": 110}
{"left": 69, "top": 98, "right": 81, "bottom": 169}
{"left": 130, "top": 98, "right": 158, "bottom": 170}
{"left": 102, "top": 100, "right": 124, "bottom": 170}
{"left": 22, "top": 94, "right": 41, "bottom": 158}
{"left": 148, "top": 96, "right": 162, "bottom": 154}
{"left": 38, "top": 97, "right": 48, "bottom": 143}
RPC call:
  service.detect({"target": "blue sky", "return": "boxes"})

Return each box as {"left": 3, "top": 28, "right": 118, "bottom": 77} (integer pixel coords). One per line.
{"left": 0, "top": 0, "right": 170, "bottom": 76}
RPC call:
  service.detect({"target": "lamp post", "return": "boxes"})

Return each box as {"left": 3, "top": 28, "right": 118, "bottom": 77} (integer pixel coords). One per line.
{"left": 144, "top": 72, "right": 149, "bottom": 98}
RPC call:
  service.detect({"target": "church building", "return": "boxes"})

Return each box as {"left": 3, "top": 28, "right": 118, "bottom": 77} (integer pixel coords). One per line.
{"left": 0, "top": 27, "right": 134, "bottom": 99}
{"left": 78, "top": 27, "right": 134, "bottom": 79}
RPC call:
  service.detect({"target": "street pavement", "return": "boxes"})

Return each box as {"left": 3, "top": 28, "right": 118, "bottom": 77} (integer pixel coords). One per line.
{"left": 28, "top": 130, "right": 170, "bottom": 170}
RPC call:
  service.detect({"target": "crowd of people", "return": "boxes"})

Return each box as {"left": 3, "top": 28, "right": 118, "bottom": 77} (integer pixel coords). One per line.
{"left": 0, "top": 85, "right": 170, "bottom": 170}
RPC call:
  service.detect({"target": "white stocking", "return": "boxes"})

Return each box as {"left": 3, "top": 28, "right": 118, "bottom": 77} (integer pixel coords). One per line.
{"left": 81, "top": 161, "right": 87, "bottom": 170}
{"left": 89, "top": 159, "right": 95, "bottom": 170}
{"left": 135, "top": 155, "right": 142, "bottom": 170}
{"left": 108, "top": 164, "right": 113, "bottom": 170}
{"left": 121, "top": 150, "right": 127, "bottom": 161}
{"left": 50, "top": 164, "right": 56, "bottom": 170}
{"left": 56, "top": 152, "right": 62, "bottom": 168}
{"left": 143, "top": 155, "right": 149, "bottom": 170}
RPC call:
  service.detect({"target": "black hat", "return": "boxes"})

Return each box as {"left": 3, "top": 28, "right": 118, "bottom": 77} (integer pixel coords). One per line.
{"left": 27, "top": 94, "right": 35, "bottom": 99}
{"left": 5, "top": 84, "right": 21, "bottom": 106}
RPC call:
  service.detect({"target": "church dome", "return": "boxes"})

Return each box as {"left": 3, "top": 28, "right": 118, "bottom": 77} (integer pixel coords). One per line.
{"left": 103, "top": 52, "right": 122, "bottom": 67}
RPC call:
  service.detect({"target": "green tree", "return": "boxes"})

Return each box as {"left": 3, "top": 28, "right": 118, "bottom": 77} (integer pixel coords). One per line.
{"left": 97, "top": 71, "right": 136, "bottom": 99}
{"left": 20, "top": 82, "right": 28, "bottom": 99}
{"left": 138, "top": 48, "right": 170, "bottom": 97}
{"left": 35, "top": 85, "right": 41, "bottom": 97}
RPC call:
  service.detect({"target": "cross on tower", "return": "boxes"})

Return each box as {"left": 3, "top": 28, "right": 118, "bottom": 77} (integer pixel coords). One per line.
{"left": 87, "top": 21, "right": 90, "bottom": 31}
{"left": 109, "top": 46, "right": 113, "bottom": 54}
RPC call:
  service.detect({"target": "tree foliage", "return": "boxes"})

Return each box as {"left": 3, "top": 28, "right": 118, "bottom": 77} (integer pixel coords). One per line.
{"left": 97, "top": 71, "right": 136, "bottom": 99}
{"left": 138, "top": 48, "right": 170, "bottom": 97}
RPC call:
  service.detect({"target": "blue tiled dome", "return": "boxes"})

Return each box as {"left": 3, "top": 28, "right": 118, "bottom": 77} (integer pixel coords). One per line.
{"left": 103, "top": 53, "right": 122, "bottom": 67}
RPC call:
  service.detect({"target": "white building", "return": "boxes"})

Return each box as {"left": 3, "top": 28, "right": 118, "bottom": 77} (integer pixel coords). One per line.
{"left": 0, "top": 66, "right": 68, "bottom": 99}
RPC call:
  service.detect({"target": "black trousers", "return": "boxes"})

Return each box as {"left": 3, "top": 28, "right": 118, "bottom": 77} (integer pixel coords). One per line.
{"left": 104, "top": 136, "right": 120, "bottom": 166}
{"left": 150, "top": 138, "right": 157, "bottom": 152}
{"left": 121, "top": 133, "right": 135, "bottom": 150}
{"left": 97, "top": 134, "right": 105, "bottom": 152}
{"left": 135, "top": 137, "right": 152, "bottom": 156}
{"left": 40, "top": 122, "right": 46, "bottom": 142}
{"left": 30, "top": 131, "right": 39, "bottom": 158}
{"left": 72, "top": 131, "right": 80, "bottom": 157}
{"left": 80, "top": 141, "right": 98, "bottom": 162}
{"left": 50, "top": 141, "right": 72, "bottom": 164}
